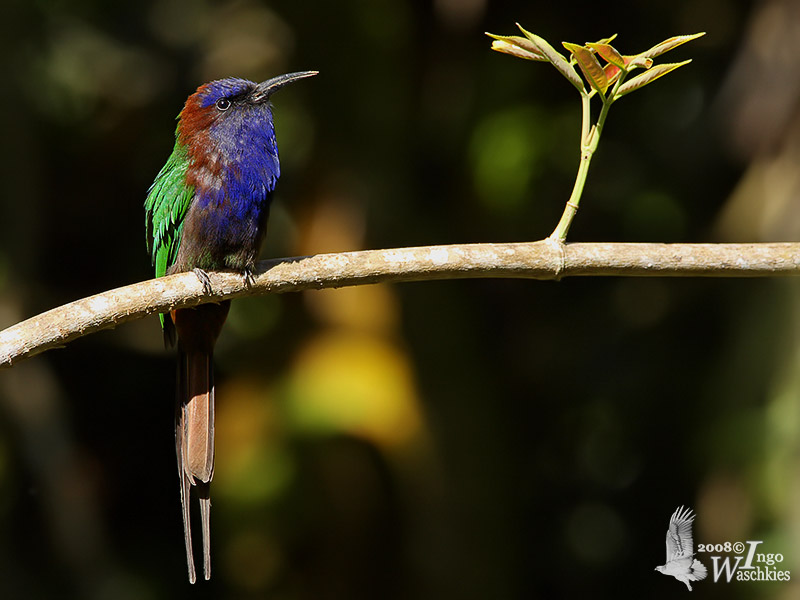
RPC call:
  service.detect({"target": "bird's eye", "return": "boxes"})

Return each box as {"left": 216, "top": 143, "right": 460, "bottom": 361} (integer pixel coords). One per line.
{"left": 215, "top": 98, "right": 231, "bottom": 111}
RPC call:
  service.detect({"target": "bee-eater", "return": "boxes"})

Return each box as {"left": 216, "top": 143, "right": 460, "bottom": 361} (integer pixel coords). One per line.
{"left": 144, "top": 70, "right": 317, "bottom": 582}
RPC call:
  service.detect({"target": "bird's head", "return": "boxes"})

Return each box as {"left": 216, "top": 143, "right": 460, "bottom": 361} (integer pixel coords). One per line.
{"left": 176, "top": 71, "right": 317, "bottom": 154}
{"left": 655, "top": 565, "right": 665, "bottom": 574}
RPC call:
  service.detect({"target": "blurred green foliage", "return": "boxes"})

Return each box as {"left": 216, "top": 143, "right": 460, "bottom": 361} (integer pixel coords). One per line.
{"left": 470, "top": 106, "right": 545, "bottom": 211}
{"left": 1, "top": 1, "right": 799, "bottom": 599}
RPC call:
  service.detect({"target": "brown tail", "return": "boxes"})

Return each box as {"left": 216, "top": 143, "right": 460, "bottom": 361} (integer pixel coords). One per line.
{"left": 172, "top": 302, "right": 230, "bottom": 583}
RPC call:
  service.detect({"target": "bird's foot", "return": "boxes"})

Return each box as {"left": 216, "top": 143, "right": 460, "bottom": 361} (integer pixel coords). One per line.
{"left": 242, "top": 267, "right": 256, "bottom": 287}
{"left": 193, "top": 268, "right": 213, "bottom": 295}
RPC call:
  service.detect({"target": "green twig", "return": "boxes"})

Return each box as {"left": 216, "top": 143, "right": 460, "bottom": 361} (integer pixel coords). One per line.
{"left": 489, "top": 28, "right": 704, "bottom": 244}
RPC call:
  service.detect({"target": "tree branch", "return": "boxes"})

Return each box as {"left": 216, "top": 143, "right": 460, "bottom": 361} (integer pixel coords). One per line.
{"left": 2, "top": 240, "right": 799, "bottom": 368}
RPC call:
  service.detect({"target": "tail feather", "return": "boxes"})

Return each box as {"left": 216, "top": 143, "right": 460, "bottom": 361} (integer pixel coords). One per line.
{"left": 177, "top": 349, "right": 215, "bottom": 582}
{"left": 178, "top": 470, "right": 196, "bottom": 583}
{"left": 183, "top": 351, "right": 215, "bottom": 483}
{"left": 175, "top": 358, "right": 197, "bottom": 584}
{"left": 199, "top": 484, "right": 212, "bottom": 580}
{"left": 172, "top": 301, "right": 229, "bottom": 583}
{"left": 691, "top": 558, "right": 708, "bottom": 580}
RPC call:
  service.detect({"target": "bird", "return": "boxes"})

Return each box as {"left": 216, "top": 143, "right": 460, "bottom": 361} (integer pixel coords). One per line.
{"left": 144, "top": 70, "right": 317, "bottom": 583}
{"left": 655, "top": 505, "right": 708, "bottom": 590}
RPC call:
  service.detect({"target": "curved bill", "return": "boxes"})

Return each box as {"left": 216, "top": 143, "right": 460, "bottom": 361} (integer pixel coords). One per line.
{"left": 252, "top": 71, "right": 318, "bottom": 103}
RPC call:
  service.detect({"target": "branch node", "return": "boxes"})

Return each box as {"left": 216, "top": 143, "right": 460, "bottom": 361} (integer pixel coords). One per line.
{"left": 545, "top": 237, "right": 567, "bottom": 280}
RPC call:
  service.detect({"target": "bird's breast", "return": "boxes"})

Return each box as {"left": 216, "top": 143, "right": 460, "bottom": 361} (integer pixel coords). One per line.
{"left": 174, "top": 153, "right": 277, "bottom": 272}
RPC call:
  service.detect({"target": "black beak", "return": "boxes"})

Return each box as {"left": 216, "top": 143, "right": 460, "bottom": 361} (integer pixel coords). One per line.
{"left": 251, "top": 71, "right": 318, "bottom": 103}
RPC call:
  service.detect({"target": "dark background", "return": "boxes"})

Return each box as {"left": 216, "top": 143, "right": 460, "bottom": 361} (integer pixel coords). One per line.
{"left": 1, "top": 0, "right": 799, "bottom": 598}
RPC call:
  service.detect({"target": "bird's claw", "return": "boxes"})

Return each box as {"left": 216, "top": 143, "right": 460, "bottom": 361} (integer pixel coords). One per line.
{"left": 193, "top": 268, "right": 213, "bottom": 295}
{"left": 242, "top": 267, "right": 256, "bottom": 287}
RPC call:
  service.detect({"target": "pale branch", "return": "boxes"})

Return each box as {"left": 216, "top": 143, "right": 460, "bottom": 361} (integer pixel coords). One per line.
{"left": 1, "top": 240, "right": 799, "bottom": 368}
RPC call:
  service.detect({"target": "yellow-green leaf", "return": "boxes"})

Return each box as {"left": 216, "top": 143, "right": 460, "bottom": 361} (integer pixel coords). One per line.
{"left": 587, "top": 42, "right": 626, "bottom": 69}
{"left": 614, "top": 60, "right": 691, "bottom": 98}
{"left": 626, "top": 55, "right": 654, "bottom": 70}
{"left": 590, "top": 33, "right": 618, "bottom": 46}
{"left": 486, "top": 33, "right": 548, "bottom": 61}
{"left": 516, "top": 24, "right": 585, "bottom": 92}
{"left": 563, "top": 42, "right": 608, "bottom": 94}
{"left": 640, "top": 32, "right": 705, "bottom": 59}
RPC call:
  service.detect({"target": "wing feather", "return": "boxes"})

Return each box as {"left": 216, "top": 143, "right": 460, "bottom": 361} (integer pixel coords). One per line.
{"left": 145, "top": 136, "right": 194, "bottom": 331}
{"left": 665, "top": 505, "right": 697, "bottom": 561}
{"left": 144, "top": 138, "right": 194, "bottom": 279}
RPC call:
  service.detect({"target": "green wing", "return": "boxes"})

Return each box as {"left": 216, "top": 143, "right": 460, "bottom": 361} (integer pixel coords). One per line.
{"left": 144, "top": 138, "right": 194, "bottom": 330}
{"left": 145, "top": 139, "right": 194, "bottom": 278}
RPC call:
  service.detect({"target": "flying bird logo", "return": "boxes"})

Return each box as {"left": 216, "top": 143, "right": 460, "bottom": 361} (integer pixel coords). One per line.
{"left": 655, "top": 506, "right": 708, "bottom": 590}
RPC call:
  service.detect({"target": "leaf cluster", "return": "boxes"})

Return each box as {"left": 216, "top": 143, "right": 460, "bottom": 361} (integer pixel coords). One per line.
{"left": 486, "top": 25, "right": 704, "bottom": 242}
{"left": 487, "top": 25, "right": 704, "bottom": 102}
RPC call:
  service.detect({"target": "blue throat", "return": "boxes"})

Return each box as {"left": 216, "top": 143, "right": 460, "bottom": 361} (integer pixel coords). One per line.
{"left": 179, "top": 95, "right": 282, "bottom": 272}
{"left": 194, "top": 104, "right": 280, "bottom": 225}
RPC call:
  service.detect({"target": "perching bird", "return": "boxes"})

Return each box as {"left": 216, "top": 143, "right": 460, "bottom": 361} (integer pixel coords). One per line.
{"left": 655, "top": 505, "right": 708, "bottom": 590}
{"left": 144, "top": 71, "right": 317, "bottom": 583}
